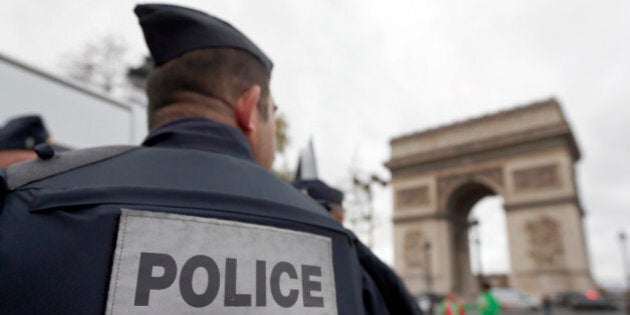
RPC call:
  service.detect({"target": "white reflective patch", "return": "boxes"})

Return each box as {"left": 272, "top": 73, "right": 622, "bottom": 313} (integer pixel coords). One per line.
{"left": 106, "top": 209, "right": 337, "bottom": 315}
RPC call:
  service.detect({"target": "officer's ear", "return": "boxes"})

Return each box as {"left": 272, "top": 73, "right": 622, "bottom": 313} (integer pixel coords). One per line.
{"left": 235, "top": 85, "right": 261, "bottom": 133}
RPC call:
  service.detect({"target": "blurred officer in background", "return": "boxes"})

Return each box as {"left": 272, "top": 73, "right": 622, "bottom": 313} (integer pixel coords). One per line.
{"left": 0, "top": 115, "right": 48, "bottom": 168}
{"left": 294, "top": 178, "right": 422, "bottom": 314}
{"left": 0, "top": 4, "right": 398, "bottom": 314}
{"left": 293, "top": 179, "right": 345, "bottom": 223}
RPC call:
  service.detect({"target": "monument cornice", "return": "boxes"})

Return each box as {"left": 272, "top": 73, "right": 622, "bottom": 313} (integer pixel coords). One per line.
{"left": 386, "top": 124, "right": 580, "bottom": 176}
{"left": 393, "top": 212, "right": 472, "bottom": 227}
{"left": 392, "top": 212, "right": 452, "bottom": 224}
{"left": 512, "top": 269, "right": 591, "bottom": 277}
{"left": 504, "top": 196, "right": 584, "bottom": 216}
{"left": 391, "top": 99, "right": 559, "bottom": 145}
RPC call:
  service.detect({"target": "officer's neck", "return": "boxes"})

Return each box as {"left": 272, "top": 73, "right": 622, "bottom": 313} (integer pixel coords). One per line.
{"left": 151, "top": 93, "right": 239, "bottom": 132}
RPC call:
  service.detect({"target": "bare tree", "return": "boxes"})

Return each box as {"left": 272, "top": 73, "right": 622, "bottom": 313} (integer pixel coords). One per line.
{"left": 272, "top": 113, "right": 293, "bottom": 180}
{"left": 62, "top": 34, "right": 129, "bottom": 96}
{"left": 275, "top": 114, "right": 289, "bottom": 154}
{"left": 345, "top": 165, "right": 388, "bottom": 249}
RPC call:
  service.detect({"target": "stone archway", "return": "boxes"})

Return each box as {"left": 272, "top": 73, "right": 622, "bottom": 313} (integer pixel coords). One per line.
{"left": 445, "top": 181, "right": 498, "bottom": 295}
{"left": 385, "top": 99, "right": 594, "bottom": 297}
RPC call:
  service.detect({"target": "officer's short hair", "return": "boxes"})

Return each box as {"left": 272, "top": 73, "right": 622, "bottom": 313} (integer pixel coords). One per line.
{"left": 146, "top": 48, "right": 270, "bottom": 129}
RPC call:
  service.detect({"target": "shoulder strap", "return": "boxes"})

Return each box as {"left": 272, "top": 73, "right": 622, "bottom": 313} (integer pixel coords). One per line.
{"left": 7, "top": 145, "right": 136, "bottom": 189}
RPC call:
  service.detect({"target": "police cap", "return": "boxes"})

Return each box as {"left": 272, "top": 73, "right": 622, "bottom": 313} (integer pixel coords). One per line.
{"left": 0, "top": 115, "right": 49, "bottom": 150}
{"left": 134, "top": 3, "right": 273, "bottom": 75}
{"left": 293, "top": 179, "right": 344, "bottom": 207}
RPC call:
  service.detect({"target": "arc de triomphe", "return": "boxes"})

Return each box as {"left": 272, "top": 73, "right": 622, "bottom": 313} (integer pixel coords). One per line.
{"left": 385, "top": 99, "right": 594, "bottom": 296}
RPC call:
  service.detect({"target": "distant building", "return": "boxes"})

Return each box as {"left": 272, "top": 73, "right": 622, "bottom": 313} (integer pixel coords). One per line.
{"left": 0, "top": 52, "right": 147, "bottom": 148}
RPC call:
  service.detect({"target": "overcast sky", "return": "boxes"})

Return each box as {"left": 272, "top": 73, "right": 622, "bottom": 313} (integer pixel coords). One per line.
{"left": 1, "top": 0, "right": 629, "bottom": 288}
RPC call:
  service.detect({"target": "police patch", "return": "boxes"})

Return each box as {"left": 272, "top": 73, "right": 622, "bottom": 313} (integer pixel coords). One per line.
{"left": 106, "top": 209, "right": 337, "bottom": 314}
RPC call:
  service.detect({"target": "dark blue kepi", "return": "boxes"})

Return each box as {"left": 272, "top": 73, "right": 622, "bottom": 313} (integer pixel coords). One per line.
{"left": 0, "top": 115, "right": 48, "bottom": 150}
{"left": 135, "top": 3, "right": 273, "bottom": 74}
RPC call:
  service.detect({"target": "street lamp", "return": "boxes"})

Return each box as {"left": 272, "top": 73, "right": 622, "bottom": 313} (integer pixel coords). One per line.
{"left": 468, "top": 218, "right": 483, "bottom": 279}
{"left": 619, "top": 231, "right": 630, "bottom": 314}
{"left": 423, "top": 241, "right": 434, "bottom": 315}
{"left": 424, "top": 241, "right": 433, "bottom": 293}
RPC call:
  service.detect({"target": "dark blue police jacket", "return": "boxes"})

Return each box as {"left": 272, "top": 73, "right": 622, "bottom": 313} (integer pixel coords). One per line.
{"left": 350, "top": 231, "right": 423, "bottom": 315}
{"left": 0, "top": 118, "right": 390, "bottom": 314}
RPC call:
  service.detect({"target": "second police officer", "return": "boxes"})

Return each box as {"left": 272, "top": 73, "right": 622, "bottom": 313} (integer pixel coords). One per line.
{"left": 0, "top": 115, "right": 53, "bottom": 168}
{"left": 0, "top": 4, "right": 418, "bottom": 314}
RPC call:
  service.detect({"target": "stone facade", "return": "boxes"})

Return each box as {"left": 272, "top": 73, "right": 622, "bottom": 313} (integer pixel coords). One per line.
{"left": 385, "top": 99, "right": 594, "bottom": 297}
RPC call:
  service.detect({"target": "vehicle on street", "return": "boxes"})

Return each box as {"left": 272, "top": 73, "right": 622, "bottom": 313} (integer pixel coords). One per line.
{"left": 492, "top": 288, "right": 541, "bottom": 312}
{"left": 556, "top": 291, "right": 617, "bottom": 311}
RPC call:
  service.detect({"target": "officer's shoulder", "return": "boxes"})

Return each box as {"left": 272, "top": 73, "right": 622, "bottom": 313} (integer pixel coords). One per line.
{"left": 7, "top": 145, "right": 136, "bottom": 189}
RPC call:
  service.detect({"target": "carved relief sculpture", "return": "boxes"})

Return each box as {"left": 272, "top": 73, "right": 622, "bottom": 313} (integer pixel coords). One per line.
{"left": 514, "top": 164, "right": 561, "bottom": 191}
{"left": 396, "top": 186, "right": 429, "bottom": 209}
{"left": 404, "top": 230, "right": 425, "bottom": 268}
{"left": 525, "top": 215, "right": 564, "bottom": 267}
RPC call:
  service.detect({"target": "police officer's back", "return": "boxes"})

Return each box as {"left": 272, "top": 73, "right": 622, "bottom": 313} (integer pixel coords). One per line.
{"left": 0, "top": 5, "right": 369, "bottom": 314}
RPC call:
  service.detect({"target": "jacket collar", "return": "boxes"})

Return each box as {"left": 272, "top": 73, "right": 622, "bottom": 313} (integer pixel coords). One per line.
{"left": 142, "top": 118, "right": 255, "bottom": 162}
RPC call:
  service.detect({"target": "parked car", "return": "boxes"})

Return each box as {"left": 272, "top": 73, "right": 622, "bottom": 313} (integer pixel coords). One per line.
{"left": 558, "top": 291, "right": 617, "bottom": 310}
{"left": 491, "top": 288, "right": 541, "bottom": 311}
{"left": 555, "top": 291, "right": 578, "bottom": 306}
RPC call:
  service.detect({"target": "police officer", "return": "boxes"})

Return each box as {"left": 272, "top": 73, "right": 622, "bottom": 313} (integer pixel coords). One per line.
{"left": 0, "top": 115, "right": 50, "bottom": 168}
{"left": 293, "top": 179, "right": 345, "bottom": 223}
{"left": 1, "top": 4, "right": 391, "bottom": 314}
{"left": 294, "top": 179, "right": 422, "bottom": 315}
